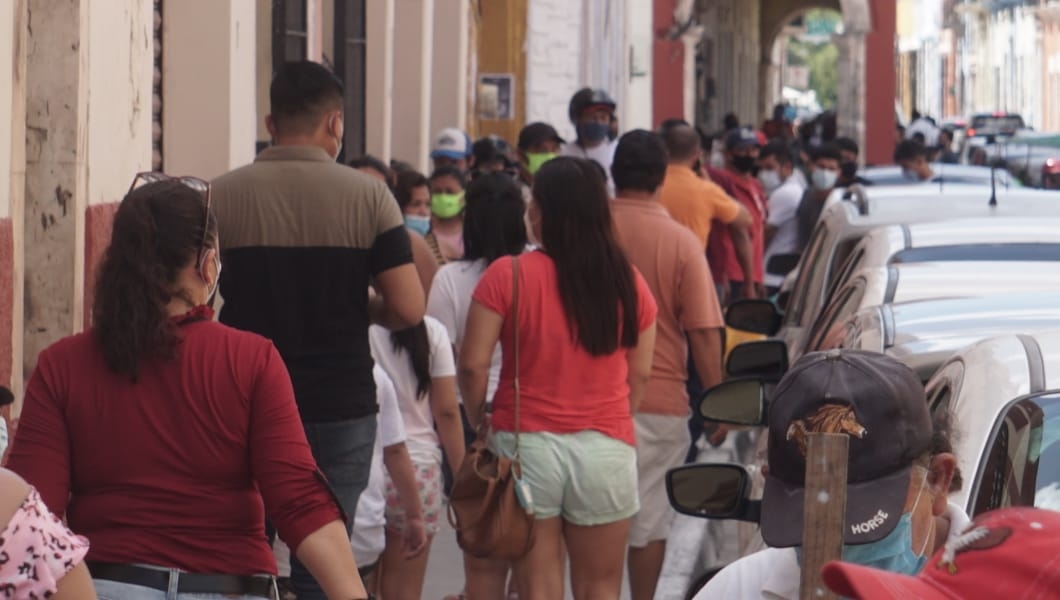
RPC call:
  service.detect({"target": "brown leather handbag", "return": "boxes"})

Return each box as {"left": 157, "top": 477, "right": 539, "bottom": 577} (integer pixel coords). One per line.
{"left": 447, "top": 256, "right": 535, "bottom": 560}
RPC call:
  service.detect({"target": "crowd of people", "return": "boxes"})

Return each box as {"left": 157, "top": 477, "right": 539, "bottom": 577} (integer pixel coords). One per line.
{"left": 0, "top": 58, "right": 1052, "bottom": 600}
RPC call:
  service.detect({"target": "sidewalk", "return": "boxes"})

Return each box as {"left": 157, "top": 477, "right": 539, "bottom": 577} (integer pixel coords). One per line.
{"left": 423, "top": 519, "right": 632, "bottom": 600}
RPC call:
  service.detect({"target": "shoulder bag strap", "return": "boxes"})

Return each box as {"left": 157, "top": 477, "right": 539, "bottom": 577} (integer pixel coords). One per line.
{"left": 511, "top": 255, "right": 521, "bottom": 461}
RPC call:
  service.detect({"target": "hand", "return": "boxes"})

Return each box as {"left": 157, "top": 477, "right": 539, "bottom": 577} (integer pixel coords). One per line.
{"left": 740, "top": 280, "right": 757, "bottom": 300}
{"left": 755, "top": 283, "right": 767, "bottom": 299}
{"left": 704, "top": 421, "right": 731, "bottom": 447}
{"left": 718, "top": 281, "right": 731, "bottom": 307}
{"left": 402, "top": 516, "right": 428, "bottom": 559}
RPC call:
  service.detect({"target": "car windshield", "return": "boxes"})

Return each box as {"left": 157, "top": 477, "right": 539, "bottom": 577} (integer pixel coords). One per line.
{"left": 970, "top": 115, "right": 1025, "bottom": 135}
{"left": 973, "top": 392, "right": 1060, "bottom": 516}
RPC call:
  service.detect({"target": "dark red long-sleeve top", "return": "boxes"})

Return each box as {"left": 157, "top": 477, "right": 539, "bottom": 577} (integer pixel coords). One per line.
{"left": 6, "top": 312, "right": 342, "bottom": 575}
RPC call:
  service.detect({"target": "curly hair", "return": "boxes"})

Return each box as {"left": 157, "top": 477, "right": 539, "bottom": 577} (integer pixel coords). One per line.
{"left": 92, "top": 180, "right": 215, "bottom": 381}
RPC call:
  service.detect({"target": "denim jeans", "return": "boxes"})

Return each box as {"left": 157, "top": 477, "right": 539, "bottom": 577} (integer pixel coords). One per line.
{"left": 289, "top": 414, "right": 377, "bottom": 600}
{"left": 94, "top": 577, "right": 276, "bottom": 600}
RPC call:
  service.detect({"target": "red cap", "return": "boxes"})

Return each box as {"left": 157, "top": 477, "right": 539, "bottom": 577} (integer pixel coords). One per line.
{"left": 821, "top": 507, "right": 1060, "bottom": 599}
{"left": 1044, "top": 158, "right": 1060, "bottom": 174}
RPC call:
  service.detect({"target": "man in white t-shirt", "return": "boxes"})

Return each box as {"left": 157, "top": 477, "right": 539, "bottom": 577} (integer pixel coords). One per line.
{"left": 560, "top": 87, "right": 619, "bottom": 196}
{"left": 757, "top": 141, "right": 806, "bottom": 295}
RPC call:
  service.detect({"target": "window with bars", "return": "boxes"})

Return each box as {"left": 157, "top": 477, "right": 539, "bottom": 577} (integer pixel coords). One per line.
{"left": 334, "top": 0, "right": 367, "bottom": 160}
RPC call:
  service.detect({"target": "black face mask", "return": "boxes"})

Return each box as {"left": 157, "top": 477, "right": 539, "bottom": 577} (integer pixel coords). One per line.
{"left": 841, "top": 161, "right": 859, "bottom": 179}
{"left": 732, "top": 155, "right": 756, "bottom": 174}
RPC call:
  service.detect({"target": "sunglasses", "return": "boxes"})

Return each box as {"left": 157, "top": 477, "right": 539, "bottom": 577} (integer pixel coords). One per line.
{"left": 128, "top": 171, "right": 213, "bottom": 267}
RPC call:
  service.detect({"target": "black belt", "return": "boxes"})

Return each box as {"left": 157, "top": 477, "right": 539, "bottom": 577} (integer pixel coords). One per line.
{"left": 88, "top": 562, "right": 275, "bottom": 599}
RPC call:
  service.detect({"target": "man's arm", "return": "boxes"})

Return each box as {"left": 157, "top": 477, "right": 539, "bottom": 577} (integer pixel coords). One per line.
{"left": 370, "top": 264, "right": 425, "bottom": 329}
{"left": 687, "top": 327, "right": 724, "bottom": 391}
{"left": 728, "top": 216, "right": 757, "bottom": 298}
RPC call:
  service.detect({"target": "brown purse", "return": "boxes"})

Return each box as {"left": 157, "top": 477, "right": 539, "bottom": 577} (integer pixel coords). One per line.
{"left": 447, "top": 256, "right": 535, "bottom": 560}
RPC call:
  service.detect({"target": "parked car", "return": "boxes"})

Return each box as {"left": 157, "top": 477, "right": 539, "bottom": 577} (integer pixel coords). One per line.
{"left": 857, "top": 164, "right": 1019, "bottom": 188}
{"left": 838, "top": 294, "right": 1060, "bottom": 381}
{"left": 967, "top": 112, "right": 1026, "bottom": 140}
{"left": 767, "top": 185, "right": 1060, "bottom": 355}
{"left": 801, "top": 261, "right": 1060, "bottom": 358}
{"left": 925, "top": 330, "right": 1060, "bottom": 516}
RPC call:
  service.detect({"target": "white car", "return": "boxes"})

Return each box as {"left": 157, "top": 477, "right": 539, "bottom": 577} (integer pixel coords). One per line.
{"left": 838, "top": 294, "right": 1060, "bottom": 381}
{"left": 926, "top": 330, "right": 1060, "bottom": 516}
{"left": 775, "top": 185, "right": 1060, "bottom": 355}
{"left": 802, "top": 261, "right": 1060, "bottom": 356}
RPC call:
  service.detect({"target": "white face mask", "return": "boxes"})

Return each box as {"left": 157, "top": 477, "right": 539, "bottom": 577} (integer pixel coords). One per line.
{"left": 812, "top": 168, "right": 839, "bottom": 191}
{"left": 758, "top": 169, "right": 783, "bottom": 194}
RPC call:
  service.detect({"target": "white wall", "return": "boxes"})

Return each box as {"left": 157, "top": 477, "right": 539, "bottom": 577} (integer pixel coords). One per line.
{"left": 86, "top": 0, "right": 153, "bottom": 201}
{"left": 625, "top": 0, "right": 653, "bottom": 131}
{"left": 525, "top": 0, "right": 585, "bottom": 141}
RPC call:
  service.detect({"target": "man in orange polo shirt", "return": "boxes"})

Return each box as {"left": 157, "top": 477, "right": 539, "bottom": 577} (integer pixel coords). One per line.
{"left": 610, "top": 130, "right": 726, "bottom": 600}
{"left": 658, "top": 122, "right": 755, "bottom": 300}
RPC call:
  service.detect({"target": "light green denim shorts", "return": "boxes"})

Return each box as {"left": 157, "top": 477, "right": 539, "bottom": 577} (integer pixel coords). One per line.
{"left": 491, "top": 430, "right": 639, "bottom": 526}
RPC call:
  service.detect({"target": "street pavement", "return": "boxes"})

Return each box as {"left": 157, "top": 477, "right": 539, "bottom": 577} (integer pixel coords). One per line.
{"left": 423, "top": 520, "right": 633, "bottom": 600}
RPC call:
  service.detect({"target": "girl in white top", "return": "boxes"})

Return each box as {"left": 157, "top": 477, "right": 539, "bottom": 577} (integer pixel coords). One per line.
{"left": 426, "top": 172, "right": 529, "bottom": 600}
{"left": 368, "top": 316, "right": 463, "bottom": 599}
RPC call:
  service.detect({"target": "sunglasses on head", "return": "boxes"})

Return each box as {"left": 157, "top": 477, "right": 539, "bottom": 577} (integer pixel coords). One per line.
{"left": 128, "top": 171, "right": 213, "bottom": 267}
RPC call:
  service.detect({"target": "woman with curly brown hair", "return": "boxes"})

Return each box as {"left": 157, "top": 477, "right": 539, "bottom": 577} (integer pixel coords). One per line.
{"left": 7, "top": 174, "right": 368, "bottom": 600}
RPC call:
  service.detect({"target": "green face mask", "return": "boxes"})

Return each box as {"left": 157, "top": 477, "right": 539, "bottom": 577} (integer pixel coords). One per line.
{"left": 431, "top": 192, "right": 464, "bottom": 219}
{"left": 525, "top": 152, "right": 557, "bottom": 175}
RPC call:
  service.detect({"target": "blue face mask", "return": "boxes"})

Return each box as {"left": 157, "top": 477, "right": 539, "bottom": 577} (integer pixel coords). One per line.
{"left": 797, "top": 475, "right": 931, "bottom": 576}
{"left": 404, "top": 214, "right": 431, "bottom": 237}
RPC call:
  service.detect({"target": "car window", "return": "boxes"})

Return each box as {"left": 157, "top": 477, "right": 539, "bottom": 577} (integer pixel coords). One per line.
{"left": 822, "top": 245, "right": 865, "bottom": 310}
{"left": 971, "top": 392, "right": 1060, "bottom": 517}
{"left": 805, "top": 281, "right": 866, "bottom": 352}
{"left": 970, "top": 114, "right": 1025, "bottom": 135}
{"left": 784, "top": 222, "right": 828, "bottom": 326}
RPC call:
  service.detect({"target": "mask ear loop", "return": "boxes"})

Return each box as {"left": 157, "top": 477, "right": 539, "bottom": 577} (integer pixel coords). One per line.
{"left": 909, "top": 466, "right": 933, "bottom": 556}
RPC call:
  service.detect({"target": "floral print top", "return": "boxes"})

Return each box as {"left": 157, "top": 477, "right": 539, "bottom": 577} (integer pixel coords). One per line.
{"left": 0, "top": 487, "right": 88, "bottom": 599}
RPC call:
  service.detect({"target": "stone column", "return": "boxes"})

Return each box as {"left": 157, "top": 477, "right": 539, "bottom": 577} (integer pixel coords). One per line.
{"left": 163, "top": 0, "right": 258, "bottom": 180}
{"left": 392, "top": 0, "right": 434, "bottom": 173}
{"left": 23, "top": 0, "right": 153, "bottom": 378}
{"left": 430, "top": 0, "right": 469, "bottom": 137}
{"left": 0, "top": 0, "right": 27, "bottom": 405}
{"left": 365, "top": 0, "right": 395, "bottom": 161}
{"left": 834, "top": 31, "right": 867, "bottom": 160}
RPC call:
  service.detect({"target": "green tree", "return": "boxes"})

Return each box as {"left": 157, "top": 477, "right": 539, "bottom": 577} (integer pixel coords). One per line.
{"left": 807, "top": 43, "right": 838, "bottom": 109}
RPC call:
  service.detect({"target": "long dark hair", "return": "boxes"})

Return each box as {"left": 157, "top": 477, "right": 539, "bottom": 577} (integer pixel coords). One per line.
{"left": 93, "top": 180, "right": 215, "bottom": 380}
{"left": 532, "top": 157, "right": 640, "bottom": 356}
{"left": 391, "top": 323, "right": 431, "bottom": 399}
{"left": 462, "top": 172, "right": 527, "bottom": 263}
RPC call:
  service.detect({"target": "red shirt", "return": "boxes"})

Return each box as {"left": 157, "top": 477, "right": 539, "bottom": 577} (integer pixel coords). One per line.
{"left": 6, "top": 312, "right": 342, "bottom": 575}
{"left": 472, "top": 252, "right": 657, "bottom": 446}
{"left": 706, "top": 167, "right": 767, "bottom": 284}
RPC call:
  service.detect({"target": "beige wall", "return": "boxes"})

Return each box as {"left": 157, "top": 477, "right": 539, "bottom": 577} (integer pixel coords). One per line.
{"left": 163, "top": 0, "right": 257, "bottom": 179}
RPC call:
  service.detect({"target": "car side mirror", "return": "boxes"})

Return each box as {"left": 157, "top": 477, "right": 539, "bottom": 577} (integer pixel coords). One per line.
{"left": 726, "top": 340, "right": 789, "bottom": 379}
{"left": 726, "top": 299, "right": 782, "bottom": 336}
{"left": 766, "top": 254, "right": 800, "bottom": 278}
{"left": 699, "top": 377, "right": 767, "bottom": 425}
{"left": 666, "top": 463, "right": 761, "bottom": 522}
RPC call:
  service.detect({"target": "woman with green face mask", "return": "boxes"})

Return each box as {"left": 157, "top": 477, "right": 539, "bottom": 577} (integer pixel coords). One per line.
{"left": 517, "top": 122, "right": 565, "bottom": 184}
{"left": 426, "top": 166, "right": 467, "bottom": 264}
